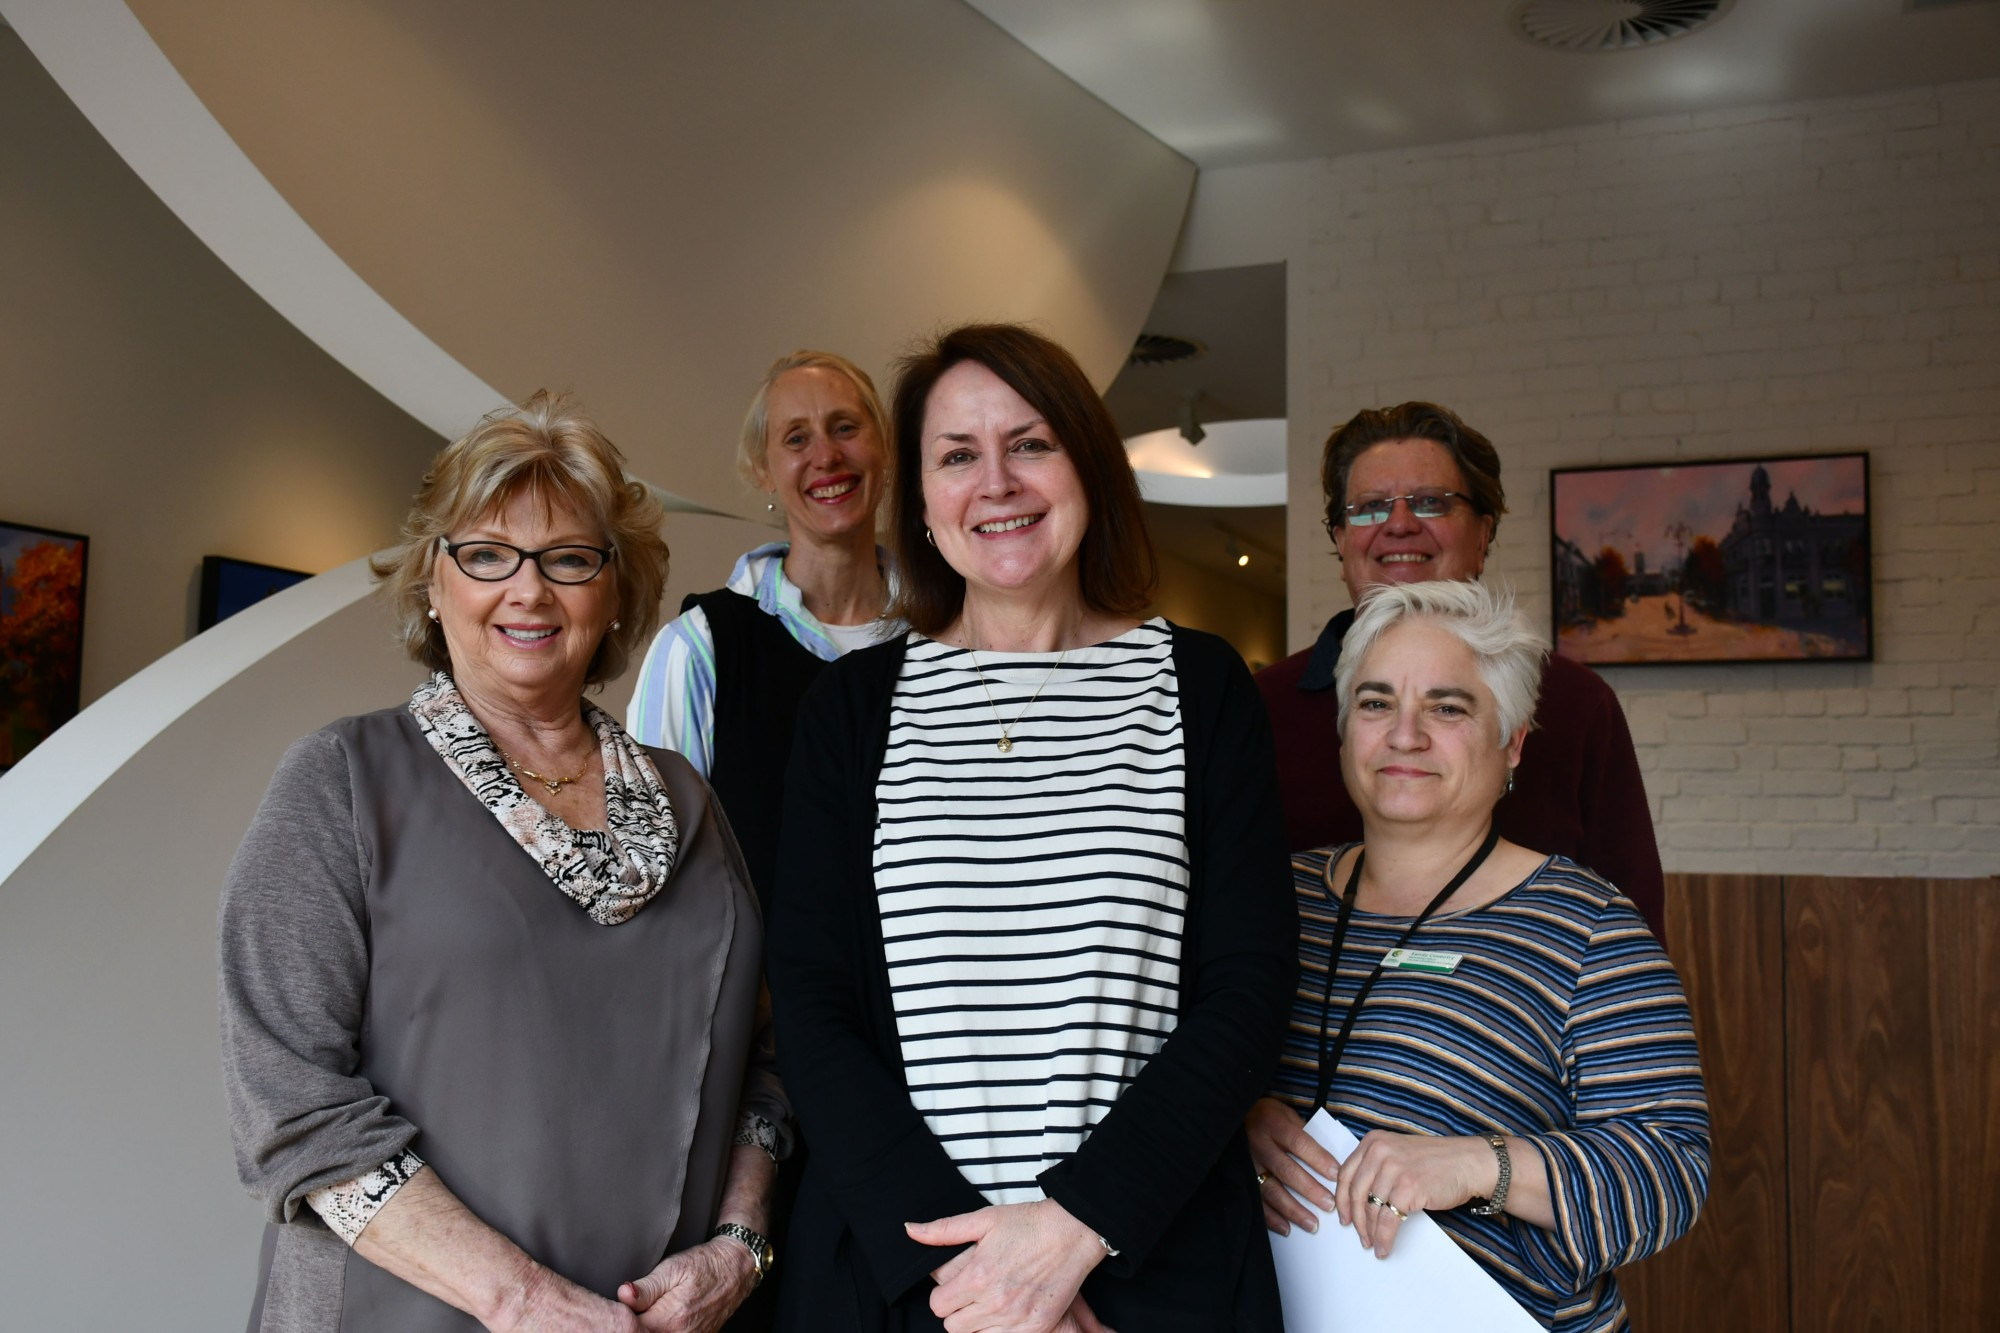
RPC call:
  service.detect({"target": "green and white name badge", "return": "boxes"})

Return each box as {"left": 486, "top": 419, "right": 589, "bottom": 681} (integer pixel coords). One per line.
{"left": 1381, "top": 947, "right": 1464, "bottom": 975}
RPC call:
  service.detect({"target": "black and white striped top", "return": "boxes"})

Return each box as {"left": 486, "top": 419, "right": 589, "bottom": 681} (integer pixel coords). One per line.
{"left": 875, "top": 619, "right": 1189, "bottom": 1204}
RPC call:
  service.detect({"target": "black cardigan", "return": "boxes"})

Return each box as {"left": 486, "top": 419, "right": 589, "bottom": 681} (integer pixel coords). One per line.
{"left": 768, "top": 625, "right": 1297, "bottom": 1331}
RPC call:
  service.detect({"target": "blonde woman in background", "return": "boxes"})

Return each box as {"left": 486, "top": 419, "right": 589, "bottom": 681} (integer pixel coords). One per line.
{"left": 626, "top": 350, "right": 902, "bottom": 915}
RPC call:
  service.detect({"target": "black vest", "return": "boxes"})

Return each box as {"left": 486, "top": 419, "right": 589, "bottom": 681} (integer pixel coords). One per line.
{"left": 686, "top": 589, "right": 831, "bottom": 1333}
{"left": 685, "top": 589, "right": 829, "bottom": 918}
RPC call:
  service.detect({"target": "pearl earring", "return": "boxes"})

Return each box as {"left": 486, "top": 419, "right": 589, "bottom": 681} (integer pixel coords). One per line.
{"left": 610, "top": 620, "right": 622, "bottom": 631}
{"left": 427, "top": 607, "right": 439, "bottom": 622}
{"left": 1505, "top": 768, "right": 1516, "bottom": 795}
{"left": 766, "top": 493, "right": 777, "bottom": 513}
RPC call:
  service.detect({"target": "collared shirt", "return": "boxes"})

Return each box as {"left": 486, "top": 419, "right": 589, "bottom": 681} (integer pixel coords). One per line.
{"left": 625, "top": 541, "right": 900, "bottom": 776}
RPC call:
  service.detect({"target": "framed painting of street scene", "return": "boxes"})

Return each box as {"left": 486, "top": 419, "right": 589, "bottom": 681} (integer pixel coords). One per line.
{"left": 1, "top": 519, "right": 90, "bottom": 772}
{"left": 1550, "top": 453, "right": 1871, "bottom": 666}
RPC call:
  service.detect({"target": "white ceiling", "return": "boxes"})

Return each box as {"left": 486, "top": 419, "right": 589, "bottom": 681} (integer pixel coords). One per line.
{"left": 969, "top": 0, "right": 2000, "bottom": 169}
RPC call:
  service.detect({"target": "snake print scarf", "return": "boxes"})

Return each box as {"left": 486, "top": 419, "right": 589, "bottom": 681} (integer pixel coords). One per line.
{"left": 408, "top": 671, "right": 680, "bottom": 925}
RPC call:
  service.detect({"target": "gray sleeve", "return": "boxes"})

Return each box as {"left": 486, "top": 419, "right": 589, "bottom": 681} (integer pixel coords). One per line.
{"left": 219, "top": 729, "right": 419, "bottom": 1226}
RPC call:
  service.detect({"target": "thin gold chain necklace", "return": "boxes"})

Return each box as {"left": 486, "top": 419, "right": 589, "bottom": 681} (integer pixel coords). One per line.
{"left": 965, "top": 647, "right": 1067, "bottom": 753}
{"left": 504, "top": 748, "right": 593, "bottom": 795}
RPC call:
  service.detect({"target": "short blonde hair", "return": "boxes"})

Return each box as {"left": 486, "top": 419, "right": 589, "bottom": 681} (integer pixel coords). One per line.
{"left": 735, "top": 350, "right": 889, "bottom": 490}
{"left": 1335, "top": 580, "right": 1547, "bottom": 746}
{"left": 371, "top": 391, "right": 668, "bottom": 686}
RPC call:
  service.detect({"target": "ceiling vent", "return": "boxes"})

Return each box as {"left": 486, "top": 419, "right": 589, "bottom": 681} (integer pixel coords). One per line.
{"left": 1128, "top": 333, "right": 1207, "bottom": 366}
{"left": 1515, "top": 0, "right": 1733, "bottom": 52}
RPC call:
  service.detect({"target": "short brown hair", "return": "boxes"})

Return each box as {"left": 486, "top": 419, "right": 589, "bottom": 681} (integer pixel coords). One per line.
{"left": 888, "top": 324, "right": 1155, "bottom": 636}
{"left": 735, "top": 349, "right": 889, "bottom": 490}
{"left": 1321, "top": 402, "right": 1507, "bottom": 544}
{"left": 371, "top": 390, "right": 668, "bottom": 686}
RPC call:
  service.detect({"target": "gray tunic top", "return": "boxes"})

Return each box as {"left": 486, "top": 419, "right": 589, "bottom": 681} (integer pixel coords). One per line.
{"left": 220, "top": 707, "right": 783, "bottom": 1332}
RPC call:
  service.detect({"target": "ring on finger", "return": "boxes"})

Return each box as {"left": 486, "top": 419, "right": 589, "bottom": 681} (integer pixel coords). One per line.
{"left": 1255, "top": 1171, "right": 1270, "bottom": 1187}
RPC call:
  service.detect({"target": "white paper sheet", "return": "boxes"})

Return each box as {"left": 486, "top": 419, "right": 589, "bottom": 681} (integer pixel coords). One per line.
{"left": 1267, "top": 1110, "right": 1542, "bottom": 1333}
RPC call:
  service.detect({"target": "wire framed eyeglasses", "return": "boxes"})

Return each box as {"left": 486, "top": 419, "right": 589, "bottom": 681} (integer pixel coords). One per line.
{"left": 1340, "top": 491, "right": 1469, "bottom": 528}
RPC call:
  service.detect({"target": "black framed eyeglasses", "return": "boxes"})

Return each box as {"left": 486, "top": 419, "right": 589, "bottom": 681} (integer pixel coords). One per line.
{"left": 1340, "top": 491, "right": 1469, "bottom": 528}
{"left": 438, "top": 536, "right": 614, "bottom": 584}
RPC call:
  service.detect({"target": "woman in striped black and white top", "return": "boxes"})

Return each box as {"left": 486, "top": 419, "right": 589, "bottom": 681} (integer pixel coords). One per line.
{"left": 1249, "top": 580, "right": 1710, "bottom": 1333}
{"left": 768, "top": 325, "right": 1297, "bottom": 1333}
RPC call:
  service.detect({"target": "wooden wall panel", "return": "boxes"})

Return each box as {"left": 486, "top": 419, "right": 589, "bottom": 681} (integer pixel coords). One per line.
{"left": 1621, "top": 874, "right": 1789, "bottom": 1333}
{"left": 1925, "top": 880, "right": 2000, "bottom": 1328}
{"left": 1785, "top": 877, "right": 2000, "bottom": 1330}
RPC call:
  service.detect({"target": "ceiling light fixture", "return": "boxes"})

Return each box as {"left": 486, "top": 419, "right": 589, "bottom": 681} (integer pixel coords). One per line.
{"left": 1178, "top": 391, "right": 1206, "bottom": 447}
{"left": 1124, "top": 419, "right": 1287, "bottom": 508}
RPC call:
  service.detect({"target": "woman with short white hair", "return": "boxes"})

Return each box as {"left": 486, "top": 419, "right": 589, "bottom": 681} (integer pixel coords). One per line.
{"left": 1247, "top": 580, "right": 1709, "bottom": 1333}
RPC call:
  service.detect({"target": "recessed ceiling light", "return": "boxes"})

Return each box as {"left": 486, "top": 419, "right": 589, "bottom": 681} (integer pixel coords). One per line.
{"left": 1514, "top": 0, "right": 1734, "bottom": 53}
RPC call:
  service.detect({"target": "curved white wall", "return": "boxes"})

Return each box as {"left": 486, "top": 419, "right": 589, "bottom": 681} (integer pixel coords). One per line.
{"left": 1, "top": 0, "right": 503, "bottom": 442}
{"left": 107, "top": 0, "right": 1197, "bottom": 516}
{"left": 0, "top": 567, "right": 421, "bottom": 1328}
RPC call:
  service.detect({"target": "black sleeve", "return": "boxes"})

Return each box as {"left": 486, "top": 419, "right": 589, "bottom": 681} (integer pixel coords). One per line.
{"left": 1037, "top": 631, "right": 1299, "bottom": 1270}
{"left": 766, "top": 654, "right": 987, "bottom": 1303}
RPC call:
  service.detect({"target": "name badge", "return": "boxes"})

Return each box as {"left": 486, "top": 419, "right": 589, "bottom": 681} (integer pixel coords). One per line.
{"left": 1382, "top": 947, "right": 1464, "bottom": 975}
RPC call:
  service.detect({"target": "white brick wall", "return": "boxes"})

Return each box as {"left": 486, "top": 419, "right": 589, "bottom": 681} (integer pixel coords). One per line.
{"left": 1272, "top": 79, "right": 2000, "bottom": 878}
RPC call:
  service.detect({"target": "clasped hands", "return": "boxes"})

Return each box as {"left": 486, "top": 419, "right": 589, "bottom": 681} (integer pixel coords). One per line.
{"left": 906, "top": 1198, "right": 1117, "bottom": 1333}
{"left": 498, "top": 1234, "right": 758, "bottom": 1333}
{"left": 1245, "top": 1096, "right": 1501, "bottom": 1261}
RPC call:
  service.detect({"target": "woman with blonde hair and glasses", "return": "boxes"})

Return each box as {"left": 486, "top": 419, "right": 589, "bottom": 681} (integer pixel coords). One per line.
{"left": 222, "top": 392, "right": 784, "bottom": 1332}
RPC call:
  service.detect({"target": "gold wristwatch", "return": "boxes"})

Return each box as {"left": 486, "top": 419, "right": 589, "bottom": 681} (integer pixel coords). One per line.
{"left": 711, "top": 1222, "right": 775, "bottom": 1287}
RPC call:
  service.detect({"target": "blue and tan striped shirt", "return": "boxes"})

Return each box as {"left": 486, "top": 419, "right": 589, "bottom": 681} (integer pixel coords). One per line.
{"left": 1271, "top": 847, "right": 1709, "bottom": 1333}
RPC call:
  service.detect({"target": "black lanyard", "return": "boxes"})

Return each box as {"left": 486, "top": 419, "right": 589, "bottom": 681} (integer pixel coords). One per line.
{"left": 1312, "top": 825, "right": 1500, "bottom": 1111}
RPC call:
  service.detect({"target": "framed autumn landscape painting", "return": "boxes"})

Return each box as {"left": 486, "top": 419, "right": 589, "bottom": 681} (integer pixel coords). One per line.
{"left": 1, "top": 520, "right": 89, "bottom": 771}
{"left": 1550, "top": 453, "right": 1871, "bottom": 667}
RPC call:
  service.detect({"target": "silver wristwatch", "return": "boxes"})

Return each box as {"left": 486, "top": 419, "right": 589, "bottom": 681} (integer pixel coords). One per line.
{"left": 711, "top": 1222, "right": 775, "bottom": 1286}
{"left": 1468, "top": 1135, "right": 1512, "bottom": 1216}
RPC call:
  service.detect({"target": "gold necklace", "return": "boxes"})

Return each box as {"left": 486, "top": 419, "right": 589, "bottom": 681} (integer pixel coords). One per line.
{"left": 965, "top": 646, "right": 1067, "bottom": 753}
{"left": 505, "top": 749, "right": 592, "bottom": 795}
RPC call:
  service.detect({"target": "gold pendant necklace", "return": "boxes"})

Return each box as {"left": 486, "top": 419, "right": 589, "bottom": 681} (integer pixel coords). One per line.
{"left": 966, "top": 647, "right": 1067, "bottom": 753}
{"left": 505, "top": 751, "right": 590, "bottom": 795}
